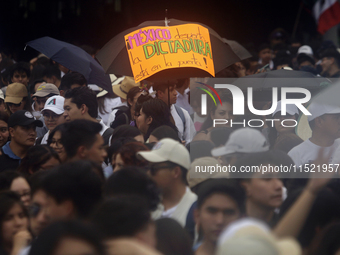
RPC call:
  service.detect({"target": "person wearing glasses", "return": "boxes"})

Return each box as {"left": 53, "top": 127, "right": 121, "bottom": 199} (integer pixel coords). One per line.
{"left": 31, "top": 83, "right": 60, "bottom": 120}
{"left": 4, "top": 83, "right": 31, "bottom": 116}
{"left": 137, "top": 138, "right": 197, "bottom": 227}
{"left": 36, "top": 96, "right": 66, "bottom": 145}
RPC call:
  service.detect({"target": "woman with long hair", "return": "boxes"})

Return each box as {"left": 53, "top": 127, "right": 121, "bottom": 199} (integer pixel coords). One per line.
{"left": 135, "top": 95, "right": 178, "bottom": 142}
{"left": 0, "top": 191, "right": 30, "bottom": 255}
{"left": 193, "top": 94, "right": 234, "bottom": 141}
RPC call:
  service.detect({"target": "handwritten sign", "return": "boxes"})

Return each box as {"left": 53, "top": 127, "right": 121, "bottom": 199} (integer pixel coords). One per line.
{"left": 124, "top": 24, "right": 215, "bottom": 82}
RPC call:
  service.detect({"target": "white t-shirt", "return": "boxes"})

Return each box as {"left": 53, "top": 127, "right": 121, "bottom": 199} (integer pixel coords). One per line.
{"left": 41, "top": 130, "right": 50, "bottom": 145}
{"left": 288, "top": 138, "right": 340, "bottom": 167}
{"left": 176, "top": 88, "right": 193, "bottom": 114}
{"left": 158, "top": 187, "right": 197, "bottom": 227}
{"left": 193, "top": 112, "right": 207, "bottom": 132}
{"left": 171, "top": 105, "right": 196, "bottom": 144}
{"left": 331, "top": 145, "right": 340, "bottom": 164}
{"left": 99, "top": 119, "right": 110, "bottom": 136}
{"left": 98, "top": 97, "right": 123, "bottom": 126}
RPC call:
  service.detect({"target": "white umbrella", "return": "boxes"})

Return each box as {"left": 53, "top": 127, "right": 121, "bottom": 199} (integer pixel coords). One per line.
{"left": 313, "top": 80, "right": 340, "bottom": 106}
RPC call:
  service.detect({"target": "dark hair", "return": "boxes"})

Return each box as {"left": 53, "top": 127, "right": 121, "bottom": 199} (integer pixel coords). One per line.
{"left": 200, "top": 94, "right": 233, "bottom": 132}
{"left": 110, "top": 125, "right": 142, "bottom": 145}
{"left": 29, "top": 171, "right": 49, "bottom": 196}
{"left": 116, "top": 142, "right": 149, "bottom": 169}
{"left": 92, "top": 196, "right": 151, "bottom": 239}
{"left": 60, "top": 120, "right": 102, "bottom": 159}
{"left": 297, "top": 54, "right": 315, "bottom": 66}
{"left": 155, "top": 218, "right": 194, "bottom": 255}
{"left": 186, "top": 140, "right": 214, "bottom": 162}
{"left": 272, "top": 133, "right": 303, "bottom": 153}
{"left": 258, "top": 43, "right": 271, "bottom": 53}
{"left": 0, "top": 171, "right": 27, "bottom": 192}
{"left": 0, "top": 191, "right": 28, "bottom": 243}
{"left": 107, "top": 137, "right": 136, "bottom": 163}
{"left": 176, "top": 78, "right": 189, "bottom": 89}
{"left": 127, "top": 87, "right": 143, "bottom": 108}
{"left": 319, "top": 48, "right": 340, "bottom": 67}
{"left": 150, "top": 125, "right": 181, "bottom": 142}
{"left": 47, "top": 124, "right": 66, "bottom": 146}
{"left": 0, "top": 111, "right": 9, "bottom": 123}
{"left": 41, "top": 161, "right": 102, "bottom": 219}
{"left": 267, "top": 114, "right": 299, "bottom": 148}
{"left": 34, "top": 57, "right": 51, "bottom": 67}
{"left": 42, "top": 65, "right": 61, "bottom": 80}
{"left": 209, "top": 127, "right": 233, "bottom": 147}
{"left": 29, "top": 66, "right": 46, "bottom": 85}
{"left": 59, "top": 72, "right": 87, "bottom": 91}
{"left": 17, "top": 145, "right": 60, "bottom": 176}
{"left": 137, "top": 97, "right": 178, "bottom": 141}
{"left": 308, "top": 222, "right": 340, "bottom": 255}
{"left": 152, "top": 80, "right": 177, "bottom": 93}
{"left": 28, "top": 220, "right": 104, "bottom": 255}
{"left": 273, "top": 50, "right": 292, "bottom": 69}
{"left": 233, "top": 150, "right": 294, "bottom": 178}
{"left": 9, "top": 62, "right": 30, "bottom": 80}
{"left": 64, "top": 86, "right": 98, "bottom": 118}
{"left": 196, "top": 179, "right": 246, "bottom": 214}
{"left": 104, "top": 167, "right": 160, "bottom": 211}
{"left": 279, "top": 188, "right": 340, "bottom": 248}
{"left": 29, "top": 79, "right": 46, "bottom": 95}
{"left": 0, "top": 57, "right": 14, "bottom": 87}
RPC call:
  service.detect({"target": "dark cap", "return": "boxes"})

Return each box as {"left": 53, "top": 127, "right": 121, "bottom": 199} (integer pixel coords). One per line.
{"left": 8, "top": 110, "right": 43, "bottom": 128}
{"left": 319, "top": 48, "right": 340, "bottom": 60}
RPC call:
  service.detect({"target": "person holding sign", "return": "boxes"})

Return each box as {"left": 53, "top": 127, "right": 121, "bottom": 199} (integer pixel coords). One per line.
{"left": 153, "top": 80, "right": 196, "bottom": 145}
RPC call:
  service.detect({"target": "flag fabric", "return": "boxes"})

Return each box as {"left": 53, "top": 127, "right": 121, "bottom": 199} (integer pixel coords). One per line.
{"left": 312, "top": 0, "right": 340, "bottom": 34}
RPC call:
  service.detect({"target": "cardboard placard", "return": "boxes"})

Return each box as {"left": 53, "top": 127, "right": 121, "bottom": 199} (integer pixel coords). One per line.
{"left": 124, "top": 24, "right": 215, "bottom": 82}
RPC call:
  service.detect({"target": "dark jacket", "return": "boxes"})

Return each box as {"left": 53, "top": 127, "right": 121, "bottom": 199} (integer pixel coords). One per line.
{"left": 0, "top": 142, "right": 21, "bottom": 172}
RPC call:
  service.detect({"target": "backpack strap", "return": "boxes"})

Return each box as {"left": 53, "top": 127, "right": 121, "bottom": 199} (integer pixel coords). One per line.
{"left": 174, "top": 105, "right": 186, "bottom": 139}
{"left": 102, "top": 128, "right": 114, "bottom": 146}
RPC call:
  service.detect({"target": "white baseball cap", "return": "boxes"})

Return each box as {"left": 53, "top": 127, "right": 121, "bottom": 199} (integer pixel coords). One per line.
{"left": 272, "top": 100, "right": 299, "bottom": 116}
{"left": 217, "top": 218, "right": 301, "bottom": 255}
{"left": 297, "top": 45, "right": 313, "bottom": 57}
{"left": 307, "top": 101, "right": 340, "bottom": 121}
{"left": 137, "top": 138, "right": 191, "bottom": 170}
{"left": 211, "top": 128, "right": 269, "bottom": 157}
{"left": 0, "top": 90, "right": 4, "bottom": 100}
{"left": 41, "top": 95, "right": 65, "bottom": 115}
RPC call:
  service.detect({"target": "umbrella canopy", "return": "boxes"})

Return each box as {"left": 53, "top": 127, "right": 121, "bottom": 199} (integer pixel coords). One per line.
{"left": 96, "top": 19, "right": 242, "bottom": 81}
{"left": 26, "top": 37, "right": 113, "bottom": 94}
{"left": 313, "top": 80, "right": 340, "bottom": 107}
{"left": 222, "top": 38, "right": 252, "bottom": 60}
{"left": 232, "top": 69, "right": 330, "bottom": 100}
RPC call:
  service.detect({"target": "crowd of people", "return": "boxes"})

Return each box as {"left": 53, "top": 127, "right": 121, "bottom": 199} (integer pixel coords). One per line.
{"left": 0, "top": 28, "right": 339, "bottom": 255}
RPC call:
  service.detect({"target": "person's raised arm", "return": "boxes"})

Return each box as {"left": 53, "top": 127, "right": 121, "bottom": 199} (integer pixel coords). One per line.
{"left": 273, "top": 148, "right": 335, "bottom": 238}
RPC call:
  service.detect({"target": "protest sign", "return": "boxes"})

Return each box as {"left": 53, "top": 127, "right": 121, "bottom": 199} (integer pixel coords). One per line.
{"left": 124, "top": 24, "right": 215, "bottom": 82}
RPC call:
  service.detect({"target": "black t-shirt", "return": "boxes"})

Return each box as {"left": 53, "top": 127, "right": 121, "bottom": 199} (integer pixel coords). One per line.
{"left": 110, "top": 108, "right": 132, "bottom": 129}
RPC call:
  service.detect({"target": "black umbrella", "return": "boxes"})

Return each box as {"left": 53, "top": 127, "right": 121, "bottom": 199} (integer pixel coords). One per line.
{"left": 26, "top": 37, "right": 113, "bottom": 94}
{"left": 232, "top": 69, "right": 330, "bottom": 100}
{"left": 96, "top": 19, "right": 242, "bottom": 81}
{"left": 222, "top": 38, "right": 252, "bottom": 60}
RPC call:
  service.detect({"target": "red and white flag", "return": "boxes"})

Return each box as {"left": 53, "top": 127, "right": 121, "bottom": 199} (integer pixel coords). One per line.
{"left": 313, "top": 0, "right": 340, "bottom": 34}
